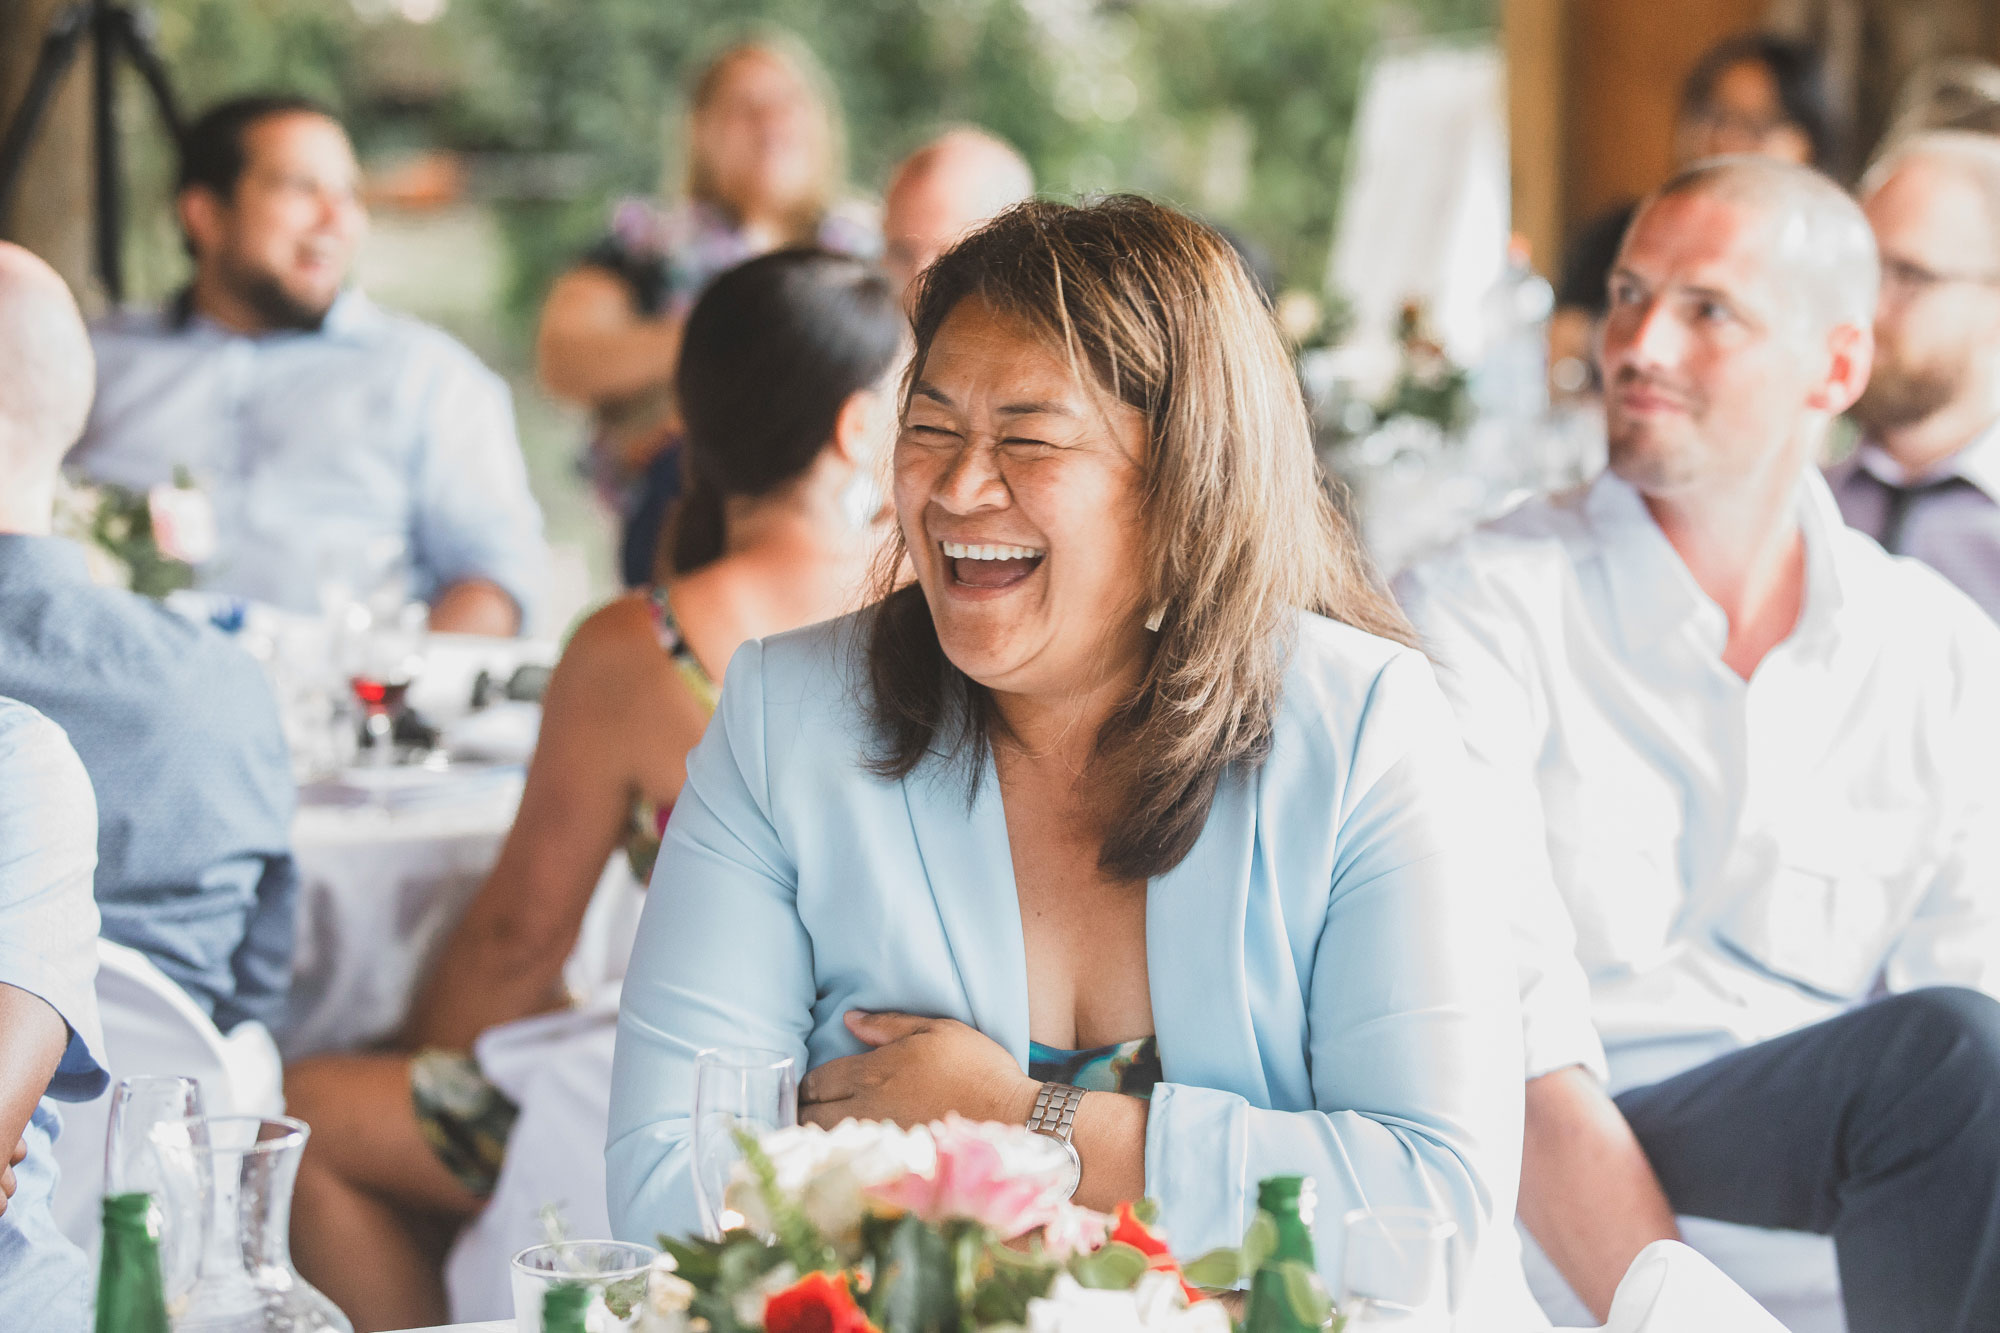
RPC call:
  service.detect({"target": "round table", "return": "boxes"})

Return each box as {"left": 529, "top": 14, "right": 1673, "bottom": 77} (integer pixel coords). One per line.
{"left": 281, "top": 767, "right": 525, "bottom": 1060}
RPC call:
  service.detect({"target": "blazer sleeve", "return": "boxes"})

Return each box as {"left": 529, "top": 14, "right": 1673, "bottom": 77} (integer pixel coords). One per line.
{"left": 1142, "top": 652, "right": 1526, "bottom": 1294}
{"left": 605, "top": 638, "right": 816, "bottom": 1243}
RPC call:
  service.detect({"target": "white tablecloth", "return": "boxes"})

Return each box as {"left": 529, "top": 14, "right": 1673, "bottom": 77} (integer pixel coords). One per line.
{"left": 282, "top": 772, "right": 525, "bottom": 1060}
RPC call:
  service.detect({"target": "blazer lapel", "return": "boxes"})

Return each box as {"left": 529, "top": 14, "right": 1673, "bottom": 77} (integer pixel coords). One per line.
{"left": 1146, "top": 767, "right": 1271, "bottom": 1107}
{"left": 901, "top": 751, "right": 1032, "bottom": 1067}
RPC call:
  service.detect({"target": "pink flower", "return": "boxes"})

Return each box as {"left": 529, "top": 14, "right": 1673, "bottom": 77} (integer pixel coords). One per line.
{"left": 1039, "top": 1201, "right": 1113, "bottom": 1261}
{"left": 866, "top": 1116, "right": 1059, "bottom": 1238}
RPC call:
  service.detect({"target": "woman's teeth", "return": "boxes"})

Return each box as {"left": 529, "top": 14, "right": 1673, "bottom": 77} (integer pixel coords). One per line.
{"left": 940, "top": 541, "right": 1045, "bottom": 561}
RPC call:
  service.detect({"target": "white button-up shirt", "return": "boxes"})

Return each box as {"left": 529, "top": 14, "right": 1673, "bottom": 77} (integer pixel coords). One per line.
{"left": 1396, "top": 469, "right": 2000, "bottom": 1094}
{"left": 70, "top": 290, "right": 547, "bottom": 622}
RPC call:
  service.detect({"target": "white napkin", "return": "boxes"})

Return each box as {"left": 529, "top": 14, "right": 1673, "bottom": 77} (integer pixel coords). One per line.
{"left": 1554, "top": 1240, "right": 1790, "bottom": 1333}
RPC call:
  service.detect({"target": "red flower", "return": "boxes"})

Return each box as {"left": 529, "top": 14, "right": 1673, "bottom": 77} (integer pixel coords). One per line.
{"left": 1110, "top": 1203, "right": 1172, "bottom": 1262}
{"left": 1111, "top": 1203, "right": 1205, "bottom": 1304}
{"left": 764, "top": 1271, "right": 880, "bottom": 1333}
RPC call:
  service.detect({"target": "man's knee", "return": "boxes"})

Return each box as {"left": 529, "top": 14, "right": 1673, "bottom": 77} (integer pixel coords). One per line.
{"left": 1861, "top": 988, "right": 2000, "bottom": 1133}
{"left": 1870, "top": 988, "right": 2000, "bottom": 1065}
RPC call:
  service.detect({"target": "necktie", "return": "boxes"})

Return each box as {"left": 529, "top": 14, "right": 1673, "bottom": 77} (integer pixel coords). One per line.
{"left": 1876, "top": 473, "right": 1968, "bottom": 555}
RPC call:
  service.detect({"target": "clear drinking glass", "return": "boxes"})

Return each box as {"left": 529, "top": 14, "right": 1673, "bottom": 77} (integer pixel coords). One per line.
{"left": 106, "top": 1076, "right": 208, "bottom": 1305}
{"left": 509, "top": 1240, "right": 658, "bottom": 1333}
{"left": 106, "top": 1075, "right": 205, "bottom": 1198}
{"left": 689, "top": 1046, "right": 797, "bottom": 1239}
{"left": 1338, "top": 1206, "right": 1457, "bottom": 1331}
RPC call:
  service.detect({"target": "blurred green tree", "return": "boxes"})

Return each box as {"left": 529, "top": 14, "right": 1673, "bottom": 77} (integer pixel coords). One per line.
{"left": 117, "top": 0, "right": 1493, "bottom": 323}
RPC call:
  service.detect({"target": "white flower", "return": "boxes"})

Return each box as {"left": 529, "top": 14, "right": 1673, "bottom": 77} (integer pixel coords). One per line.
{"left": 635, "top": 1254, "right": 696, "bottom": 1333}
{"left": 725, "top": 1120, "right": 936, "bottom": 1241}
{"left": 147, "top": 482, "right": 217, "bottom": 564}
{"left": 1024, "top": 1274, "right": 1231, "bottom": 1333}
{"left": 648, "top": 1255, "right": 696, "bottom": 1313}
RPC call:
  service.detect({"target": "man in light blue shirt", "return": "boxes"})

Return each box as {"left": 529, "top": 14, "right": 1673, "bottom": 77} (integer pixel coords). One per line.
{"left": 0, "top": 697, "right": 110, "bottom": 1327}
{"left": 0, "top": 241, "right": 297, "bottom": 1036}
{"left": 69, "top": 94, "right": 546, "bottom": 635}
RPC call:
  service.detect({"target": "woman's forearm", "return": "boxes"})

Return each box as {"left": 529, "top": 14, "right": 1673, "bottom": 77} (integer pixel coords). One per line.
{"left": 535, "top": 270, "right": 685, "bottom": 407}
{"left": 1069, "top": 1090, "right": 1151, "bottom": 1213}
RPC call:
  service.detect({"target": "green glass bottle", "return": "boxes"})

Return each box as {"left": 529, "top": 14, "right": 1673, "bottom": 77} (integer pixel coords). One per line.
{"left": 1244, "top": 1176, "right": 1333, "bottom": 1333}
{"left": 542, "top": 1279, "right": 592, "bottom": 1333}
{"left": 95, "top": 1192, "right": 171, "bottom": 1333}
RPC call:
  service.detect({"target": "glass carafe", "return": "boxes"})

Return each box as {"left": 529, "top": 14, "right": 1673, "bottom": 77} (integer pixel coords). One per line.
{"left": 150, "top": 1116, "right": 351, "bottom": 1332}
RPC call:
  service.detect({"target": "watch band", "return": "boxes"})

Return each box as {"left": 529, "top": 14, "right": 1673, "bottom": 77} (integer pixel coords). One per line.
{"left": 1027, "top": 1081, "right": 1086, "bottom": 1198}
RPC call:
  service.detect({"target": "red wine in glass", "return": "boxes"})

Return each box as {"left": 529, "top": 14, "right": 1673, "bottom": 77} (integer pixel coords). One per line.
{"left": 348, "top": 676, "right": 411, "bottom": 715}
{"left": 350, "top": 675, "right": 412, "bottom": 762}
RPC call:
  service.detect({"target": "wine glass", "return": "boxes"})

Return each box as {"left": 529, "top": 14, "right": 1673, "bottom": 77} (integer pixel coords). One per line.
{"left": 1338, "top": 1206, "right": 1456, "bottom": 1331}
{"left": 689, "top": 1047, "right": 797, "bottom": 1239}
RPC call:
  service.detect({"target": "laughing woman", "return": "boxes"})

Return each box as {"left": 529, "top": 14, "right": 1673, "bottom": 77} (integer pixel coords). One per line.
{"left": 608, "top": 198, "right": 1530, "bottom": 1312}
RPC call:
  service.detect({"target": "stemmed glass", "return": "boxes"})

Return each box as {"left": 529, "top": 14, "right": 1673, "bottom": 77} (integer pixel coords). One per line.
{"left": 1338, "top": 1206, "right": 1457, "bottom": 1331}
{"left": 689, "top": 1047, "right": 797, "bottom": 1239}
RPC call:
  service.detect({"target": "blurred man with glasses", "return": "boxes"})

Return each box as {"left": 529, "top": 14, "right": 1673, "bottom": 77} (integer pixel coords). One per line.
{"left": 1832, "top": 131, "right": 2000, "bottom": 621}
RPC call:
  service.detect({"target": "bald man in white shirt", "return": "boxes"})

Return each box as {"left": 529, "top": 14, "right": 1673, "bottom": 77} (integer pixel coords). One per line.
{"left": 1398, "top": 159, "right": 2000, "bottom": 1331}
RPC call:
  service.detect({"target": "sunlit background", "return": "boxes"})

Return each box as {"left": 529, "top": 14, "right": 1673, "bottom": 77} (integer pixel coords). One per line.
{"left": 14, "top": 0, "right": 1487, "bottom": 603}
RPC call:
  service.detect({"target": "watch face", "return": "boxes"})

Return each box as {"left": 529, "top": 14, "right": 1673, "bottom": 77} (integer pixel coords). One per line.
{"left": 1056, "top": 1140, "right": 1083, "bottom": 1200}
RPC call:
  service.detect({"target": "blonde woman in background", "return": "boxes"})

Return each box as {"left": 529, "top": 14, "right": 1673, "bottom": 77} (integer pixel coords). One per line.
{"left": 536, "top": 34, "right": 878, "bottom": 583}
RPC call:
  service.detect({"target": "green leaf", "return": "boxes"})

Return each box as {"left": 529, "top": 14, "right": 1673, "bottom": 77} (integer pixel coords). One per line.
{"left": 1181, "top": 1246, "right": 1245, "bottom": 1291}
{"left": 1068, "top": 1241, "right": 1151, "bottom": 1290}
{"left": 601, "top": 1271, "right": 647, "bottom": 1319}
{"left": 657, "top": 1235, "right": 721, "bottom": 1287}
{"left": 879, "top": 1214, "right": 957, "bottom": 1333}
{"left": 1240, "top": 1211, "right": 1279, "bottom": 1275}
{"left": 969, "top": 1245, "right": 1059, "bottom": 1327}
{"left": 1280, "top": 1259, "right": 1333, "bottom": 1327}
{"left": 1129, "top": 1198, "right": 1161, "bottom": 1228}
{"left": 952, "top": 1222, "right": 985, "bottom": 1319}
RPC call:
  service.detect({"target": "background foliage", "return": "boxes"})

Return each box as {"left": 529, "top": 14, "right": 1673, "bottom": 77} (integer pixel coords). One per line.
{"left": 121, "top": 0, "right": 1494, "bottom": 325}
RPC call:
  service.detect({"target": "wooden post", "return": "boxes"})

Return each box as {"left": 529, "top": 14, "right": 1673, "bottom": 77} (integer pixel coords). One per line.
{"left": 0, "top": 0, "right": 100, "bottom": 307}
{"left": 1564, "top": 0, "right": 1774, "bottom": 231}
{"left": 1505, "top": 0, "right": 1568, "bottom": 277}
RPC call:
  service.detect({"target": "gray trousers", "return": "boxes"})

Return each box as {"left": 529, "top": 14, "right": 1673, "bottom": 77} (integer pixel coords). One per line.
{"left": 1615, "top": 987, "right": 2000, "bottom": 1333}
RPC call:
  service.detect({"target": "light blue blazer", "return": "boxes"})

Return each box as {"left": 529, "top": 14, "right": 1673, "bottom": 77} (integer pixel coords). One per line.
{"left": 607, "top": 609, "right": 1524, "bottom": 1292}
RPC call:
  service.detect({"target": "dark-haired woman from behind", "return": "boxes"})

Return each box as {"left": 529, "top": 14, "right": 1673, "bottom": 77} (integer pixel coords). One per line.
{"left": 283, "top": 248, "right": 904, "bottom": 1332}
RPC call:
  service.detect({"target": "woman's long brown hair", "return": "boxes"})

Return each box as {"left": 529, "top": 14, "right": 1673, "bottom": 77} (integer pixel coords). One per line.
{"left": 868, "top": 196, "right": 1414, "bottom": 881}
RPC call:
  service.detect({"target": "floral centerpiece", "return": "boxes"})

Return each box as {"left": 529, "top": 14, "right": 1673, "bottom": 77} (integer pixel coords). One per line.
{"left": 620, "top": 1116, "right": 1336, "bottom": 1333}
{"left": 52, "top": 469, "right": 215, "bottom": 598}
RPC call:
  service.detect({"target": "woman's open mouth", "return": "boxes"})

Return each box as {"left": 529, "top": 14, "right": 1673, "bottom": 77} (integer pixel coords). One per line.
{"left": 940, "top": 540, "right": 1045, "bottom": 590}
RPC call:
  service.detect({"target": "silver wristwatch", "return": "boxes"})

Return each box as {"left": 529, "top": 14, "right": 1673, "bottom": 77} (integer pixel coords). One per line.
{"left": 1026, "top": 1081, "right": 1086, "bottom": 1200}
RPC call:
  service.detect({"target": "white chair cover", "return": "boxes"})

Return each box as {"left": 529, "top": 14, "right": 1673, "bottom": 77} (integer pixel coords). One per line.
{"left": 1595, "top": 1239, "right": 1794, "bottom": 1332}
{"left": 50, "top": 939, "right": 284, "bottom": 1252}
{"left": 1525, "top": 1220, "right": 1845, "bottom": 1333}
{"left": 442, "top": 989, "right": 622, "bottom": 1322}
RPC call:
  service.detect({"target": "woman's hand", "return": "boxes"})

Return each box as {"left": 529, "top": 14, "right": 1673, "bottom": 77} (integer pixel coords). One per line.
{"left": 799, "top": 1012, "right": 1041, "bottom": 1130}
{"left": 0, "top": 1135, "right": 23, "bottom": 1217}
